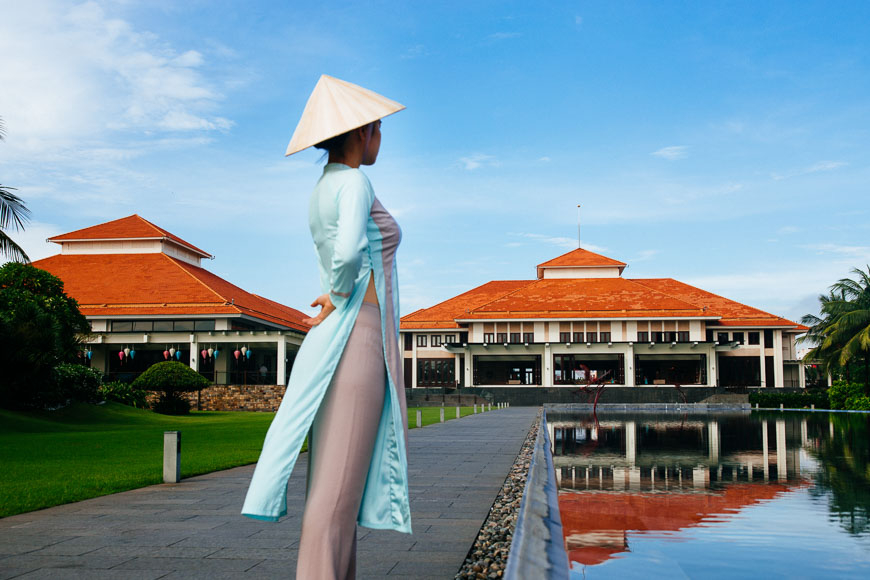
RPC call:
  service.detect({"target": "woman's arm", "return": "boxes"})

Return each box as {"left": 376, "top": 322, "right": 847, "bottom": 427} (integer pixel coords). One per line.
{"left": 328, "top": 172, "right": 374, "bottom": 311}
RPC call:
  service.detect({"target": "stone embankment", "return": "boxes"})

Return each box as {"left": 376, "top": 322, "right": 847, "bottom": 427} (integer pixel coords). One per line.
{"left": 456, "top": 413, "right": 540, "bottom": 579}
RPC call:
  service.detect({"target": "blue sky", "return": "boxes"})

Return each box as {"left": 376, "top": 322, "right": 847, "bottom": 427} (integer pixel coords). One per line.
{"left": 2, "top": 0, "right": 869, "bottom": 323}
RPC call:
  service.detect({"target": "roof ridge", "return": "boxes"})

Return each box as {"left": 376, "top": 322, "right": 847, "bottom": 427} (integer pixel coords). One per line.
{"left": 163, "top": 255, "right": 241, "bottom": 313}
{"left": 466, "top": 279, "right": 538, "bottom": 314}
{"left": 624, "top": 278, "right": 710, "bottom": 314}
{"left": 632, "top": 278, "right": 790, "bottom": 321}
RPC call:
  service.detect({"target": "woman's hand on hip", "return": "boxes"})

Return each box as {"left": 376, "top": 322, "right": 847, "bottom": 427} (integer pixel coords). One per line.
{"left": 303, "top": 294, "right": 336, "bottom": 326}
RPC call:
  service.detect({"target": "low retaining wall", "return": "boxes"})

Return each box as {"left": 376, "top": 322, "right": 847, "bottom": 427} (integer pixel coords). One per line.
{"left": 429, "top": 386, "right": 725, "bottom": 406}
{"left": 147, "top": 385, "right": 286, "bottom": 412}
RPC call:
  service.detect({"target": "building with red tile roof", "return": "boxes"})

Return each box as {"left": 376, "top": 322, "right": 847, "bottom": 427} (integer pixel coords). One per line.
{"left": 34, "top": 215, "right": 309, "bottom": 385}
{"left": 400, "top": 248, "right": 808, "bottom": 390}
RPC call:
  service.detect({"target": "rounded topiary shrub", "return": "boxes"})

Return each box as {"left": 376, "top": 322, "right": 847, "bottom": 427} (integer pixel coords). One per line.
{"left": 132, "top": 361, "right": 209, "bottom": 415}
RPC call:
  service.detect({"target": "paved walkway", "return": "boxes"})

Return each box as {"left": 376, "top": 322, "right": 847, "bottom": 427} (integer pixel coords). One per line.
{"left": 0, "top": 407, "right": 537, "bottom": 579}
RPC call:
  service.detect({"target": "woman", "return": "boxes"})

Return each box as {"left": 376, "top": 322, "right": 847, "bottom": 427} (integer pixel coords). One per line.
{"left": 241, "top": 75, "right": 412, "bottom": 579}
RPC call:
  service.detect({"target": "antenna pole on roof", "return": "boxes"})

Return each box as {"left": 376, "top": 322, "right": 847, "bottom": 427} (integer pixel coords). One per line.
{"left": 577, "top": 204, "right": 581, "bottom": 249}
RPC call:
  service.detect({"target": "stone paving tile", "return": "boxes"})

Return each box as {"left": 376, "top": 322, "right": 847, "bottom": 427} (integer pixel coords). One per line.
{"left": 0, "top": 407, "right": 537, "bottom": 579}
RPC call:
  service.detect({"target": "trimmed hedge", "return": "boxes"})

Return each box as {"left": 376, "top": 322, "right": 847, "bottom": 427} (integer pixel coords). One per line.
{"left": 132, "top": 361, "right": 209, "bottom": 415}
{"left": 828, "top": 381, "right": 866, "bottom": 410}
{"left": 748, "top": 389, "right": 829, "bottom": 409}
{"left": 99, "top": 380, "right": 149, "bottom": 408}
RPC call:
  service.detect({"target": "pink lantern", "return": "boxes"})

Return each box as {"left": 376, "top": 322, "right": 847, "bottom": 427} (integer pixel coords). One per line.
{"left": 234, "top": 349, "right": 241, "bottom": 360}
{"left": 163, "top": 350, "right": 170, "bottom": 360}
{"left": 201, "top": 349, "right": 208, "bottom": 360}
{"left": 118, "top": 350, "right": 125, "bottom": 360}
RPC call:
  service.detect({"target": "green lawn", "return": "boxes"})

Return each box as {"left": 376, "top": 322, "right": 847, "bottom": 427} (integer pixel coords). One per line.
{"left": 0, "top": 402, "right": 491, "bottom": 518}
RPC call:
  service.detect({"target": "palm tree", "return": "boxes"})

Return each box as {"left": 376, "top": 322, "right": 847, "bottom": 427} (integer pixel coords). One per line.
{"left": 0, "top": 116, "right": 31, "bottom": 263}
{"left": 801, "top": 267, "right": 870, "bottom": 386}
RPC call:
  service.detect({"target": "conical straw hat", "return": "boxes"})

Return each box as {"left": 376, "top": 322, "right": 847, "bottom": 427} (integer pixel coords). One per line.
{"left": 285, "top": 75, "right": 405, "bottom": 156}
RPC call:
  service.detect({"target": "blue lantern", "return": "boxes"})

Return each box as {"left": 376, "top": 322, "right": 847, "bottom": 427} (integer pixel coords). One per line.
{"left": 175, "top": 350, "right": 182, "bottom": 360}
{"left": 129, "top": 349, "right": 136, "bottom": 360}
{"left": 246, "top": 349, "right": 252, "bottom": 359}
{"left": 214, "top": 349, "right": 220, "bottom": 358}
{"left": 86, "top": 350, "right": 93, "bottom": 360}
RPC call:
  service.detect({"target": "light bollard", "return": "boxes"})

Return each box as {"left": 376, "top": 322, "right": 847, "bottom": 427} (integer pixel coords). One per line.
{"left": 780, "top": 403, "right": 784, "bottom": 411}
{"left": 163, "top": 431, "right": 181, "bottom": 484}
{"left": 811, "top": 404, "right": 815, "bottom": 410}
{"left": 416, "top": 410, "right": 422, "bottom": 428}
{"left": 488, "top": 403, "right": 492, "bottom": 411}
{"left": 456, "top": 406, "right": 460, "bottom": 419}
{"left": 440, "top": 407, "right": 445, "bottom": 423}
{"left": 474, "top": 404, "right": 478, "bottom": 414}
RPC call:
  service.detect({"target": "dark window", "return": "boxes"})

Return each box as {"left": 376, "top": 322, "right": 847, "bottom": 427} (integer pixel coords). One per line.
{"left": 111, "top": 321, "right": 133, "bottom": 332}
{"left": 431, "top": 335, "right": 441, "bottom": 347}
{"left": 404, "top": 333, "right": 413, "bottom": 351}
{"left": 764, "top": 330, "right": 773, "bottom": 348}
{"left": 588, "top": 333, "right": 598, "bottom": 343}
{"left": 637, "top": 331, "right": 649, "bottom": 342}
{"left": 417, "top": 335, "right": 427, "bottom": 347}
{"left": 652, "top": 332, "right": 663, "bottom": 343}
{"left": 706, "top": 329, "right": 714, "bottom": 342}
{"left": 677, "top": 331, "right": 689, "bottom": 343}
{"left": 174, "top": 321, "right": 194, "bottom": 331}
{"left": 194, "top": 320, "right": 215, "bottom": 331}
{"left": 573, "top": 332, "right": 584, "bottom": 343}
{"left": 483, "top": 333, "right": 494, "bottom": 343}
{"left": 717, "top": 332, "right": 729, "bottom": 344}
{"left": 509, "top": 333, "right": 520, "bottom": 343}
{"left": 560, "top": 332, "right": 571, "bottom": 343}
{"left": 733, "top": 332, "right": 744, "bottom": 345}
{"left": 600, "top": 332, "right": 611, "bottom": 343}
{"left": 496, "top": 333, "right": 507, "bottom": 343}
{"left": 443, "top": 334, "right": 455, "bottom": 343}
{"left": 132, "top": 321, "right": 152, "bottom": 332}
{"left": 748, "top": 332, "right": 760, "bottom": 345}
{"left": 153, "top": 320, "right": 173, "bottom": 332}
{"left": 663, "top": 332, "right": 675, "bottom": 343}
{"left": 417, "top": 359, "right": 455, "bottom": 386}
{"left": 523, "top": 332, "right": 534, "bottom": 343}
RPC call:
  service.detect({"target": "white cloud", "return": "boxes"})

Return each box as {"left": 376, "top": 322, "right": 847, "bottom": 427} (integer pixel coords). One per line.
{"left": 633, "top": 249, "right": 659, "bottom": 262}
{"left": 651, "top": 146, "right": 688, "bottom": 160}
{"left": 401, "top": 44, "right": 429, "bottom": 60}
{"left": 538, "top": 156, "right": 552, "bottom": 163}
{"left": 487, "top": 32, "right": 521, "bottom": 41}
{"left": 0, "top": 0, "right": 233, "bottom": 152}
{"left": 803, "top": 243, "right": 870, "bottom": 259}
{"left": 458, "top": 153, "right": 498, "bottom": 170}
{"left": 510, "top": 233, "right": 606, "bottom": 252}
{"left": 772, "top": 160, "right": 847, "bottom": 181}
{"left": 777, "top": 225, "right": 800, "bottom": 234}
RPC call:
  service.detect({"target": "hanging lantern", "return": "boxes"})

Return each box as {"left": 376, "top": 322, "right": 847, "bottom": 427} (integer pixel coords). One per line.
{"left": 129, "top": 349, "right": 136, "bottom": 360}
{"left": 234, "top": 349, "right": 241, "bottom": 360}
{"left": 87, "top": 350, "right": 93, "bottom": 360}
{"left": 169, "top": 347, "right": 176, "bottom": 357}
{"left": 207, "top": 348, "right": 214, "bottom": 358}
{"left": 246, "top": 349, "right": 252, "bottom": 359}
{"left": 124, "top": 347, "right": 130, "bottom": 357}
{"left": 118, "top": 350, "right": 125, "bottom": 360}
{"left": 175, "top": 350, "right": 182, "bottom": 360}
{"left": 163, "top": 350, "right": 170, "bottom": 360}
{"left": 201, "top": 349, "right": 208, "bottom": 360}
{"left": 241, "top": 346, "right": 247, "bottom": 356}
{"left": 214, "top": 348, "right": 220, "bottom": 359}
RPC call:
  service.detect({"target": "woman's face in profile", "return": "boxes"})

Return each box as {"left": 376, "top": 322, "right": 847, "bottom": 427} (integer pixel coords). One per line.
{"left": 362, "top": 120, "right": 382, "bottom": 166}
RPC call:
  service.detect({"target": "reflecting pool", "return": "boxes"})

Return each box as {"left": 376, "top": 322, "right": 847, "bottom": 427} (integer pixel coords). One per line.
{"left": 551, "top": 410, "right": 870, "bottom": 578}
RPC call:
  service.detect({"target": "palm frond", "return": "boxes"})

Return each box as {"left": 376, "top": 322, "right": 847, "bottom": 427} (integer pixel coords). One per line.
{"left": 0, "top": 231, "right": 30, "bottom": 263}
{"left": 0, "top": 185, "right": 31, "bottom": 231}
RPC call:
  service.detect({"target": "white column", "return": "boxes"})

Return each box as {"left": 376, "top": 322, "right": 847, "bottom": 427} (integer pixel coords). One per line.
{"left": 411, "top": 333, "right": 418, "bottom": 388}
{"left": 759, "top": 347, "right": 767, "bottom": 388}
{"left": 543, "top": 343, "right": 553, "bottom": 388}
{"left": 625, "top": 344, "right": 635, "bottom": 386}
{"left": 277, "top": 338, "right": 286, "bottom": 385}
{"left": 454, "top": 355, "right": 461, "bottom": 387}
{"left": 629, "top": 467, "right": 641, "bottom": 491}
{"left": 799, "top": 361, "right": 806, "bottom": 389}
{"left": 709, "top": 348, "right": 718, "bottom": 387}
{"left": 189, "top": 335, "right": 199, "bottom": 371}
{"left": 708, "top": 420, "right": 720, "bottom": 464}
{"left": 625, "top": 421, "right": 637, "bottom": 466}
{"left": 692, "top": 466, "right": 709, "bottom": 489}
{"left": 776, "top": 419, "right": 787, "bottom": 482}
{"left": 464, "top": 346, "right": 472, "bottom": 387}
{"left": 773, "top": 330, "right": 784, "bottom": 388}
{"left": 762, "top": 420, "right": 769, "bottom": 481}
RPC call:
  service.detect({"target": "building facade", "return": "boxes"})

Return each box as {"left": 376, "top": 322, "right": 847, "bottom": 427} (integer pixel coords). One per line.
{"left": 400, "top": 248, "right": 807, "bottom": 390}
{"left": 34, "top": 215, "right": 309, "bottom": 385}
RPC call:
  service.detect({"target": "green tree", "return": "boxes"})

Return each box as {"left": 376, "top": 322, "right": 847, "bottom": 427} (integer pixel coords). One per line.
{"left": 801, "top": 267, "right": 870, "bottom": 387}
{"left": 0, "top": 117, "right": 31, "bottom": 263}
{"left": 0, "top": 263, "right": 90, "bottom": 408}
{"left": 132, "top": 361, "right": 210, "bottom": 415}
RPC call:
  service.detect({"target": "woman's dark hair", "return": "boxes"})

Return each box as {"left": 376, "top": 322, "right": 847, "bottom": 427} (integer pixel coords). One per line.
{"left": 314, "top": 130, "right": 352, "bottom": 155}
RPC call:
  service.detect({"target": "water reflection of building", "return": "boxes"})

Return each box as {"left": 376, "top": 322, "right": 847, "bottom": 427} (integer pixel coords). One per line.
{"left": 399, "top": 248, "right": 808, "bottom": 390}
{"left": 552, "top": 412, "right": 810, "bottom": 567}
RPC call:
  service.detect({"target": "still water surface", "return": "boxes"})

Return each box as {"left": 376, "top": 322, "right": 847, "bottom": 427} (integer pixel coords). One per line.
{"left": 551, "top": 410, "right": 870, "bottom": 578}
